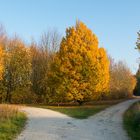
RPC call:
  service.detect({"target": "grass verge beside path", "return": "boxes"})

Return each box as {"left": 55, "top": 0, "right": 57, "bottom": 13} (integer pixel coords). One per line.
{"left": 0, "top": 105, "right": 27, "bottom": 140}
{"left": 123, "top": 101, "right": 140, "bottom": 140}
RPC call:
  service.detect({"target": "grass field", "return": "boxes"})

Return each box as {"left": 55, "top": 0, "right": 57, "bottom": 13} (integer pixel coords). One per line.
{"left": 123, "top": 101, "right": 140, "bottom": 140}
{"left": 46, "top": 105, "right": 109, "bottom": 119}
{"left": 29, "top": 100, "right": 126, "bottom": 119}
{"left": 0, "top": 105, "right": 27, "bottom": 140}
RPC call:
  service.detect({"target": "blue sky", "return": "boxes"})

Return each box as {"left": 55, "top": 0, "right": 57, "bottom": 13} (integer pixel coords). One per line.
{"left": 0, "top": 0, "right": 139, "bottom": 73}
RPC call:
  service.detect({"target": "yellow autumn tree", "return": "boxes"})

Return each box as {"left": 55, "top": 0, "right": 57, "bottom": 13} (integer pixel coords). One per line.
{"left": 93, "top": 48, "right": 110, "bottom": 99}
{"left": 0, "top": 46, "right": 4, "bottom": 80}
{"left": 47, "top": 21, "right": 110, "bottom": 104}
{"left": 3, "top": 38, "right": 32, "bottom": 103}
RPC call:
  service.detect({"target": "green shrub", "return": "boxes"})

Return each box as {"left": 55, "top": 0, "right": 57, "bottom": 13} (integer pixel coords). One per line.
{"left": 11, "top": 88, "right": 37, "bottom": 104}
{"left": 124, "top": 102, "right": 140, "bottom": 140}
{"left": 133, "top": 112, "right": 140, "bottom": 131}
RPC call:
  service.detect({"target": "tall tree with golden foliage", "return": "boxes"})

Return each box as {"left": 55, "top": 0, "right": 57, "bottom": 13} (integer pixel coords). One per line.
{"left": 47, "top": 21, "right": 110, "bottom": 104}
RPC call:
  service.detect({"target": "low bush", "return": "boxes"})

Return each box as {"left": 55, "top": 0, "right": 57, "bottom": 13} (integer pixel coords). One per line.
{"left": 11, "top": 88, "right": 37, "bottom": 104}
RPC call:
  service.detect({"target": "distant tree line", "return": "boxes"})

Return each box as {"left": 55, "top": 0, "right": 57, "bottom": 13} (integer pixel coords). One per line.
{"left": 0, "top": 22, "right": 137, "bottom": 105}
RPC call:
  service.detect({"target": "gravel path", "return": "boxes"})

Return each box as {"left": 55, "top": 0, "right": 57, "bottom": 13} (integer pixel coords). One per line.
{"left": 17, "top": 99, "right": 140, "bottom": 140}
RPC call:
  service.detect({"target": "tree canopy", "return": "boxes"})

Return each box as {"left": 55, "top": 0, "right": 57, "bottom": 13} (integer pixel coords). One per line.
{"left": 47, "top": 21, "right": 110, "bottom": 104}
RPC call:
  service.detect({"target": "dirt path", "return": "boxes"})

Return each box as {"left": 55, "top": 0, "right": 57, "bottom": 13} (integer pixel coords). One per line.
{"left": 17, "top": 99, "right": 140, "bottom": 140}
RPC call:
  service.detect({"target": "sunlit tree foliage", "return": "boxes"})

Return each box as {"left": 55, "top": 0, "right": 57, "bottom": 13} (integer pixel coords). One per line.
{"left": 47, "top": 21, "right": 110, "bottom": 104}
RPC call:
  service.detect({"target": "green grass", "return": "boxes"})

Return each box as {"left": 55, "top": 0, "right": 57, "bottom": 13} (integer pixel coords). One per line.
{"left": 28, "top": 99, "right": 125, "bottom": 119}
{"left": 36, "top": 105, "right": 109, "bottom": 119}
{"left": 0, "top": 105, "right": 27, "bottom": 140}
{"left": 123, "top": 101, "right": 140, "bottom": 140}
{"left": 27, "top": 100, "right": 126, "bottom": 119}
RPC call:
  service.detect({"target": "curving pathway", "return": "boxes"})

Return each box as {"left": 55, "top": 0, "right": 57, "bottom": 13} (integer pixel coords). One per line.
{"left": 17, "top": 98, "right": 140, "bottom": 140}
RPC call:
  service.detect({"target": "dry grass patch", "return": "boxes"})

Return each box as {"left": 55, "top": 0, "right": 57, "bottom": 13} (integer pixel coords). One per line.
{"left": 0, "top": 104, "right": 19, "bottom": 120}
{"left": 0, "top": 104, "right": 27, "bottom": 140}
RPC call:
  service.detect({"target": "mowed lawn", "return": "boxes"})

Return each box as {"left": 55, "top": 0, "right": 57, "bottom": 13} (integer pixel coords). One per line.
{"left": 123, "top": 101, "right": 140, "bottom": 140}
{"left": 46, "top": 105, "right": 108, "bottom": 119}
{"left": 32, "top": 100, "right": 125, "bottom": 119}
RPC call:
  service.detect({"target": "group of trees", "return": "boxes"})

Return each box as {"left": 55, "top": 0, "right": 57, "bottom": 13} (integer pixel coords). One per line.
{"left": 0, "top": 35, "right": 32, "bottom": 103}
{"left": 0, "top": 22, "right": 137, "bottom": 104}
{"left": 109, "top": 58, "right": 136, "bottom": 99}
